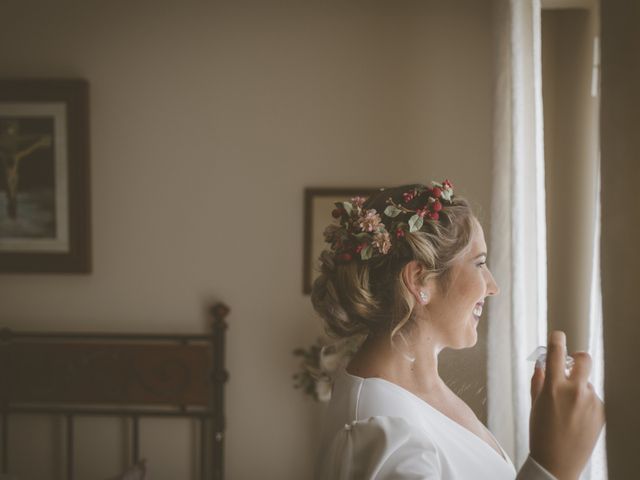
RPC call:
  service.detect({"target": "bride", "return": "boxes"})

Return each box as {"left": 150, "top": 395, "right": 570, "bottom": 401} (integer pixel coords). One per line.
{"left": 311, "top": 181, "right": 604, "bottom": 479}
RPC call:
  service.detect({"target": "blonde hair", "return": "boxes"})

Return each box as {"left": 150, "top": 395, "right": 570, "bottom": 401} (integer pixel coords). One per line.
{"left": 311, "top": 184, "right": 474, "bottom": 349}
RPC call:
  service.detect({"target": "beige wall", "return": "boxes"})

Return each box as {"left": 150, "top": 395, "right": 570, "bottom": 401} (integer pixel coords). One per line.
{"left": 0, "top": 1, "right": 494, "bottom": 478}
{"left": 601, "top": 1, "right": 640, "bottom": 477}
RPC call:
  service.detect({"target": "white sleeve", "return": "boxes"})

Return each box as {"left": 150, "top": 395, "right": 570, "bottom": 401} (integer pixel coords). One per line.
{"left": 316, "top": 416, "right": 441, "bottom": 480}
{"left": 516, "top": 455, "right": 558, "bottom": 480}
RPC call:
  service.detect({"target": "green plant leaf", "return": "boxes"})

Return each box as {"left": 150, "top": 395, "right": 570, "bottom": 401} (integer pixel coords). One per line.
{"left": 361, "top": 245, "right": 373, "bottom": 260}
{"left": 409, "top": 215, "right": 423, "bottom": 232}
{"left": 384, "top": 206, "right": 402, "bottom": 217}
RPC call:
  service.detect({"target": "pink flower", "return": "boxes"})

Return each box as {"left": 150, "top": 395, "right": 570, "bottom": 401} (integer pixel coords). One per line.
{"left": 372, "top": 231, "right": 392, "bottom": 254}
{"left": 402, "top": 190, "right": 417, "bottom": 203}
{"left": 351, "top": 196, "right": 367, "bottom": 208}
{"left": 416, "top": 207, "right": 428, "bottom": 218}
{"left": 443, "top": 179, "right": 454, "bottom": 190}
{"left": 358, "top": 209, "right": 382, "bottom": 232}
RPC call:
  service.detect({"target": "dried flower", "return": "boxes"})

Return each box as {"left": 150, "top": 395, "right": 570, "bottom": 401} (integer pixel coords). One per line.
{"left": 372, "top": 231, "right": 392, "bottom": 254}
{"left": 351, "top": 196, "right": 367, "bottom": 208}
{"left": 358, "top": 209, "right": 382, "bottom": 232}
{"left": 323, "top": 224, "right": 341, "bottom": 243}
{"left": 403, "top": 189, "right": 417, "bottom": 203}
{"left": 292, "top": 336, "right": 363, "bottom": 402}
{"left": 320, "top": 179, "right": 455, "bottom": 264}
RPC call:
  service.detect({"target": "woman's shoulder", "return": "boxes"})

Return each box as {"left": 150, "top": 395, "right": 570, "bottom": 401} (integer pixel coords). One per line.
{"left": 317, "top": 368, "right": 438, "bottom": 466}
{"left": 316, "top": 415, "right": 441, "bottom": 480}
{"left": 327, "top": 369, "right": 431, "bottom": 429}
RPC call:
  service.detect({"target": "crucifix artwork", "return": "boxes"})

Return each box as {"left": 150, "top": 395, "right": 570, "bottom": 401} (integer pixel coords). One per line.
{"left": 0, "top": 78, "right": 91, "bottom": 273}
{"left": 0, "top": 119, "right": 53, "bottom": 220}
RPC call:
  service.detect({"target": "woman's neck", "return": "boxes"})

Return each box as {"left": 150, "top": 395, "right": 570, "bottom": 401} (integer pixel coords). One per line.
{"left": 346, "top": 329, "right": 447, "bottom": 395}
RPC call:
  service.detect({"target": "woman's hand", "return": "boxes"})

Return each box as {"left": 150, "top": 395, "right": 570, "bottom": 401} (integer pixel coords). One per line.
{"left": 529, "top": 331, "right": 605, "bottom": 480}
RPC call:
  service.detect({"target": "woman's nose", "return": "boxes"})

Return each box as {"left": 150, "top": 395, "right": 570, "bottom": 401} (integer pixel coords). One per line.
{"left": 486, "top": 269, "right": 500, "bottom": 296}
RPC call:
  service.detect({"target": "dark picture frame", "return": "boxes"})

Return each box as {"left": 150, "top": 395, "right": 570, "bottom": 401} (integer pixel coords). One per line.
{"left": 0, "top": 79, "right": 91, "bottom": 273}
{"left": 303, "top": 187, "right": 380, "bottom": 294}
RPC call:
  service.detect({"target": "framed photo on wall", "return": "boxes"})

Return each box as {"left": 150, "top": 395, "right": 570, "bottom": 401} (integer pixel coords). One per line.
{"left": 303, "top": 187, "right": 380, "bottom": 294}
{"left": 0, "top": 79, "right": 91, "bottom": 273}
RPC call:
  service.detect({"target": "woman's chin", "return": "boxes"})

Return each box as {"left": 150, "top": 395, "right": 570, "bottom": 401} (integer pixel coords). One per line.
{"left": 450, "top": 333, "right": 478, "bottom": 350}
{"left": 465, "top": 324, "right": 479, "bottom": 347}
{"left": 465, "top": 335, "right": 478, "bottom": 349}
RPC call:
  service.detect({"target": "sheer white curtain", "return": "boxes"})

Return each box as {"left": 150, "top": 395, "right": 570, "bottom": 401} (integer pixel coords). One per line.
{"left": 583, "top": 163, "right": 608, "bottom": 480}
{"left": 487, "top": 0, "right": 547, "bottom": 469}
{"left": 489, "top": 1, "right": 607, "bottom": 477}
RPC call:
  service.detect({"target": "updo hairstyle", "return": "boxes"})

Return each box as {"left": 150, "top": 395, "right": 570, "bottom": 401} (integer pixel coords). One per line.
{"left": 311, "top": 184, "right": 475, "bottom": 346}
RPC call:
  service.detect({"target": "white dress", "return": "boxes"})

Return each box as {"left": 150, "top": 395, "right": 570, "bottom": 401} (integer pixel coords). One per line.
{"left": 315, "top": 369, "right": 556, "bottom": 480}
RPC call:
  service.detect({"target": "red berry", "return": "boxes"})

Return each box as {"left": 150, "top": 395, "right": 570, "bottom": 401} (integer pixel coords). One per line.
{"left": 396, "top": 228, "right": 405, "bottom": 238}
{"left": 332, "top": 208, "right": 342, "bottom": 218}
{"left": 416, "top": 208, "right": 427, "bottom": 218}
{"left": 432, "top": 200, "right": 442, "bottom": 212}
{"left": 429, "top": 212, "right": 439, "bottom": 220}
{"left": 431, "top": 187, "right": 442, "bottom": 198}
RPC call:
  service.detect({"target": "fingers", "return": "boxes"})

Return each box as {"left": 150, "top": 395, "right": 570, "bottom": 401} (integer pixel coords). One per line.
{"left": 545, "top": 330, "right": 567, "bottom": 385}
{"left": 568, "top": 352, "right": 592, "bottom": 385}
{"left": 530, "top": 364, "right": 545, "bottom": 402}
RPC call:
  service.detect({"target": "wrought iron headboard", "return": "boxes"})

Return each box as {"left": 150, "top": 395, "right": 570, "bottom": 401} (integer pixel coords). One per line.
{"left": 0, "top": 302, "right": 229, "bottom": 480}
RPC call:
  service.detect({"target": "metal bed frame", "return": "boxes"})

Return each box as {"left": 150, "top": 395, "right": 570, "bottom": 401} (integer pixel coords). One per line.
{"left": 0, "top": 303, "right": 229, "bottom": 480}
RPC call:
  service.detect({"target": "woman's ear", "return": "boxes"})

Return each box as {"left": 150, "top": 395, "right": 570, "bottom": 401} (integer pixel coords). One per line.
{"left": 402, "top": 261, "right": 433, "bottom": 305}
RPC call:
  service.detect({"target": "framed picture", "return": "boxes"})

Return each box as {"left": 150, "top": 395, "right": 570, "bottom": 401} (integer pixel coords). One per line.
{"left": 303, "top": 187, "right": 380, "bottom": 294}
{"left": 0, "top": 79, "right": 91, "bottom": 273}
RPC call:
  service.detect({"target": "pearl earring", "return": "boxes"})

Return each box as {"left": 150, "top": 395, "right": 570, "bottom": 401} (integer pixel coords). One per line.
{"left": 419, "top": 291, "right": 428, "bottom": 303}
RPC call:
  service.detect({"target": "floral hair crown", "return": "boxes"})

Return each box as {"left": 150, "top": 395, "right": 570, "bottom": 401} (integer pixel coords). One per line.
{"left": 323, "top": 180, "right": 454, "bottom": 262}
